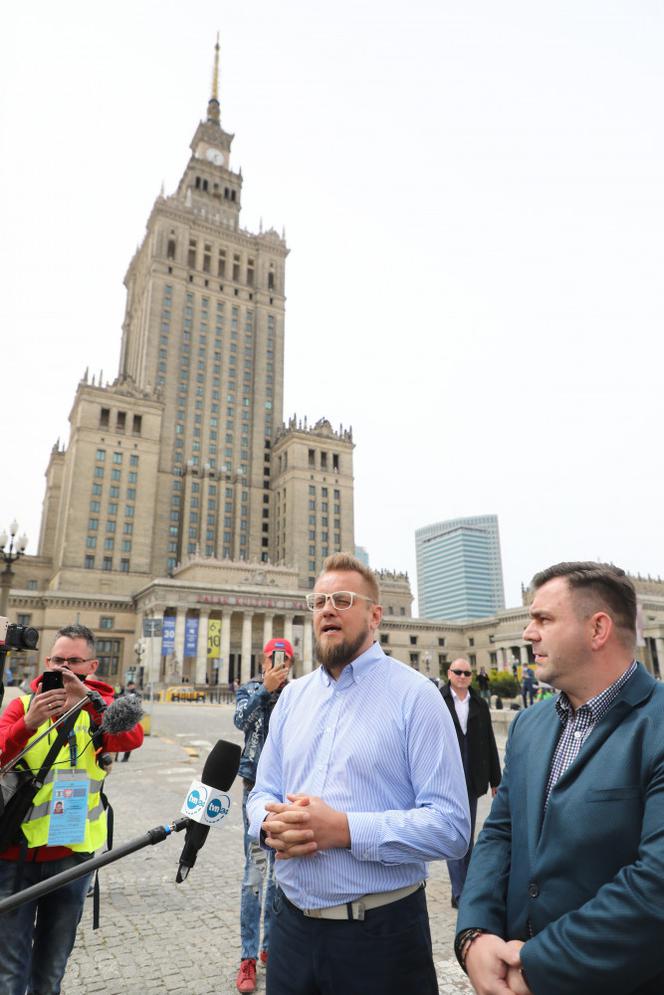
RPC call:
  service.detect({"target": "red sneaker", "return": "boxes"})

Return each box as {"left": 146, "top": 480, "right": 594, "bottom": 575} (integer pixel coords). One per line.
{"left": 236, "top": 959, "right": 257, "bottom": 993}
{"left": 259, "top": 950, "right": 268, "bottom": 965}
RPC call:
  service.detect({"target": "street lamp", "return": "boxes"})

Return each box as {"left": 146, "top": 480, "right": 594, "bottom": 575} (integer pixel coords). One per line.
{"left": 134, "top": 639, "right": 146, "bottom": 689}
{"left": 0, "top": 521, "right": 28, "bottom": 616}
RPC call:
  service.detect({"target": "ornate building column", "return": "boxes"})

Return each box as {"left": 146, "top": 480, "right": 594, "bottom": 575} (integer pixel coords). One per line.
{"left": 219, "top": 610, "right": 232, "bottom": 685}
{"left": 196, "top": 610, "right": 209, "bottom": 684}
{"left": 262, "top": 612, "right": 274, "bottom": 649}
{"left": 240, "top": 611, "right": 254, "bottom": 684}
{"left": 174, "top": 608, "right": 187, "bottom": 680}
{"left": 302, "top": 615, "right": 314, "bottom": 674}
{"left": 283, "top": 615, "right": 294, "bottom": 646}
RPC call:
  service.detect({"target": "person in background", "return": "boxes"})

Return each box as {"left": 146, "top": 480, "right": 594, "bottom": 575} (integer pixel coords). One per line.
{"left": 441, "top": 659, "right": 501, "bottom": 908}
{"left": 234, "top": 638, "right": 294, "bottom": 994}
{"left": 477, "top": 666, "right": 491, "bottom": 703}
{"left": 0, "top": 623, "right": 143, "bottom": 995}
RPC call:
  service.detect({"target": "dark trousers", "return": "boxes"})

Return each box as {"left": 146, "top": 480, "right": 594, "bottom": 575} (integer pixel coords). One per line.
{"left": 266, "top": 886, "right": 438, "bottom": 995}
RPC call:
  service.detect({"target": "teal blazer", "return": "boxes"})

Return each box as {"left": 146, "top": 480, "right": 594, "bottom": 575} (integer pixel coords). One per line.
{"left": 457, "top": 664, "right": 664, "bottom": 995}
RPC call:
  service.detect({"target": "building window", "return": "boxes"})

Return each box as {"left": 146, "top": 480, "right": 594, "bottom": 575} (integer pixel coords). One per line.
{"left": 100, "top": 408, "right": 110, "bottom": 428}
{"left": 409, "top": 635, "right": 418, "bottom": 645}
{"left": 438, "top": 637, "right": 446, "bottom": 647}
{"left": 17, "top": 613, "right": 31, "bottom": 626}
{"left": 380, "top": 633, "right": 389, "bottom": 644}
{"left": 96, "top": 449, "right": 106, "bottom": 462}
{"left": 116, "top": 412, "right": 126, "bottom": 432}
{"left": 120, "top": 559, "right": 130, "bottom": 573}
{"left": 130, "top": 454, "right": 139, "bottom": 467}
{"left": 333, "top": 453, "right": 339, "bottom": 471}
{"left": 102, "top": 556, "right": 113, "bottom": 571}
{"left": 410, "top": 653, "right": 419, "bottom": 666}
{"left": 308, "top": 449, "right": 315, "bottom": 467}
{"left": 97, "top": 638, "right": 121, "bottom": 677}
{"left": 100, "top": 617, "right": 114, "bottom": 630}
{"left": 84, "top": 555, "right": 95, "bottom": 569}
{"left": 132, "top": 415, "right": 142, "bottom": 435}
{"left": 27, "top": 579, "right": 38, "bottom": 591}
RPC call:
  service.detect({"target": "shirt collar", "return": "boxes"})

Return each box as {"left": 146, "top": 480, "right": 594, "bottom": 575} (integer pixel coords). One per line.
{"left": 554, "top": 660, "right": 637, "bottom": 724}
{"left": 451, "top": 687, "right": 469, "bottom": 704}
{"left": 318, "top": 640, "right": 383, "bottom": 687}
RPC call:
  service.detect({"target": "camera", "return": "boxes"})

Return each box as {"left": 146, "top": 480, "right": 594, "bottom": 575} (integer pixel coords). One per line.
{"left": 0, "top": 618, "right": 39, "bottom": 653}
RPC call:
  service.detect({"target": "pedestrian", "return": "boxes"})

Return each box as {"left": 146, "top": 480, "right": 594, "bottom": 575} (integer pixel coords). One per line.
{"left": 114, "top": 680, "right": 142, "bottom": 762}
{"left": 247, "top": 552, "right": 470, "bottom": 995}
{"left": 456, "top": 561, "right": 664, "bottom": 994}
{"left": 234, "top": 637, "right": 294, "bottom": 994}
{"left": 0, "top": 623, "right": 143, "bottom": 995}
{"left": 477, "top": 666, "right": 491, "bottom": 703}
{"left": 520, "top": 665, "right": 536, "bottom": 708}
{"left": 441, "top": 659, "right": 501, "bottom": 908}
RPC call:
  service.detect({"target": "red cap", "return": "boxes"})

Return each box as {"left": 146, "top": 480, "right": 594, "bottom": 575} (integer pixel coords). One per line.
{"left": 263, "top": 637, "right": 294, "bottom": 659}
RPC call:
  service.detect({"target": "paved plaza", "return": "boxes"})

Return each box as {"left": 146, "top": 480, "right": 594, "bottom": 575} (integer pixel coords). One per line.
{"left": 2, "top": 698, "right": 502, "bottom": 994}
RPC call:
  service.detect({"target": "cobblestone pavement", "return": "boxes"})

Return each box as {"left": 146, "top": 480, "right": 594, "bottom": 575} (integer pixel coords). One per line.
{"left": 54, "top": 704, "right": 486, "bottom": 994}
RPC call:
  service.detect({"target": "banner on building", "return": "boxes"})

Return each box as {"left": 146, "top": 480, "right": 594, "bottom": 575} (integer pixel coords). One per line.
{"left": 162, "top": 616, "right": 176, "bottom": 655}
{"left": 184, "top": 616, "right": 199, "bottom": 657}
{"left": 208, "top": 618, "right": 221, "bottom": 659}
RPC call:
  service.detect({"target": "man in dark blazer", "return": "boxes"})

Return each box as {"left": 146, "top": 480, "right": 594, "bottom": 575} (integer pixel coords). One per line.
{"left": 441, "top": 659, "right": 501, "bottom": 907}
{"left": 456, "top": 561, "right": 664, "bottom": 995}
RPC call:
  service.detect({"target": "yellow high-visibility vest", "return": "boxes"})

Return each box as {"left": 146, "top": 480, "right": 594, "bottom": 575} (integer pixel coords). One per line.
{"left": 18, "top": 694, "right": 107, "bottom": 852}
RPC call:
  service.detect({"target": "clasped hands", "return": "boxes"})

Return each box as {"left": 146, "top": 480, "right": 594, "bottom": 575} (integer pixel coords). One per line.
{"left": 466, "top": 935, "right": 533, "bottom": 995}
{"left": 262, "top": 794, "right": 350, "bottom": 859}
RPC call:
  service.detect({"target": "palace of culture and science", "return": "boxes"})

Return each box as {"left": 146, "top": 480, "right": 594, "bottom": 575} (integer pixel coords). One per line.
{"left": 7, "top": 44, "right": 664, "bottom": 686}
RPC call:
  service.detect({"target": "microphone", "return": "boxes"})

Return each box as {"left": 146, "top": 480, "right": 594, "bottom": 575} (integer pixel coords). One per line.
{"left": 176, "top": 739, "right": 241, "bottom": 883}
{"left": 86, "top": 689, "right": 144, "bottom": 733}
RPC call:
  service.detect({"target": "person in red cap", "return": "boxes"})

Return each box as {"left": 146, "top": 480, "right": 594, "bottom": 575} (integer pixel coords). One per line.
{"left": 233, "top": 637, "right": 294, "bottom": 993}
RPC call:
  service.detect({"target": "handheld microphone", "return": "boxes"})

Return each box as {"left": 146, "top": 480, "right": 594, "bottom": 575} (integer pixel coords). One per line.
{"left": 176, "top": 739, "right": 241, "bottom": 883}
{"left": 86, "top": 689, "right": 144, "bottom": 733}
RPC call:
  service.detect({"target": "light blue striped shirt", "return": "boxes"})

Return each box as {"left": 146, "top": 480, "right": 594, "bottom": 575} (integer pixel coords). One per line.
{"left": 247, "top": 642, "right": 470, "bottom": 909}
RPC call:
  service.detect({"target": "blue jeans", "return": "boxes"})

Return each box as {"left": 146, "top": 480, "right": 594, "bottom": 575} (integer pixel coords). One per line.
{"left": 0, "top": 854, "right": 93, "bottom": 995}
{"left": 240, "top": 783, "right": 275, "bottom": 960}
{"left": 446, "top": 793, "right": 478, "bottom": 902}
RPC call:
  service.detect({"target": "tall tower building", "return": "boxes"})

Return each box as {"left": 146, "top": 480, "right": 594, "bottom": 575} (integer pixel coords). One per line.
{"left": 271, "top": 417, "right": 355, "bottom": 589}
{"left": 415, "top": 514, "right": 505, "bottom": 620}
{"left": 117, "top": 38, "right": 288, "bottom": 575}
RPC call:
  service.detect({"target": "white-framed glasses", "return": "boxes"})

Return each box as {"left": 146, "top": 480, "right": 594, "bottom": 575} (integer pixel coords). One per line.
{"left": 305, "top": 591, "right": 374, "bottom": 612}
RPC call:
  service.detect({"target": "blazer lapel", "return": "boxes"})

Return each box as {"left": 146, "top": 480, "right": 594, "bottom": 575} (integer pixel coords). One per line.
{"left": 549, "top": 664, "right": 655, "bottom": 795}
{"left": 525, "top": 706, "right": 561, "bottom": 855}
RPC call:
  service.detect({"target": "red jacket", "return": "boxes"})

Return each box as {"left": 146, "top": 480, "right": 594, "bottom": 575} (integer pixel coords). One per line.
{"left": 0, "top": 674, "right": 144, "bottom": 861}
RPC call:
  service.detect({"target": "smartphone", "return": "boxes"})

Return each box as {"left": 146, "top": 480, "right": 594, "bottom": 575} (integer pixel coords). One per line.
{"left": 272, "top": 650, "right": 286, "bottom": 669}
{"left": 41, "top": 671, "right": 64, "bottom": 692}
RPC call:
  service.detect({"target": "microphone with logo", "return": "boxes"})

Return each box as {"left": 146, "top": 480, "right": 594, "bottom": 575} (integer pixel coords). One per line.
{"left": 176, "top": 738, "right": 242, "bottom": 883}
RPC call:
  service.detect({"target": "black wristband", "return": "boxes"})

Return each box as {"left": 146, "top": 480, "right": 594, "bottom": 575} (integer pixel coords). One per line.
{"left": 454, "top": 928, "right": 488, "bottom": 973}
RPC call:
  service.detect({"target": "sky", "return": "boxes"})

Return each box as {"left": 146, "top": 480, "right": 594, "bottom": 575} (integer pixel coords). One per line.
{"left": 1, "top": 1, "right": 664, "bottom": 612}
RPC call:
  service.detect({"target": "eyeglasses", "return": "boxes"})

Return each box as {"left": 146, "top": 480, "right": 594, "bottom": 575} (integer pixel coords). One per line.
{"left": 449, "top": 669, "right": 472, "bottom": 677}
{"left": 305, "top": 591, "right": 374, "bottom": 612}
{"left": 48, "top": 656, "right": 95, "bottom": 667}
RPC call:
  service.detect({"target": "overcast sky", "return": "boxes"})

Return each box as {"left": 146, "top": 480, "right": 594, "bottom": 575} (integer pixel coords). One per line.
{"left": 2, "top": 1, "right": 663, "bottom": 612}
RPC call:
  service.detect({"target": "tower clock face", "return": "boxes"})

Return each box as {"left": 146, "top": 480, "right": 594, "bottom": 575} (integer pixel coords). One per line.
{"left": 206, "top": 148, "right": 225, "bottom": 166}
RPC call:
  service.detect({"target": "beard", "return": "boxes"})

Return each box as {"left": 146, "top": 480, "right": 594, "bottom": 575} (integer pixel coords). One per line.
{"left": 314, "top": 626, "right": 369, "bottom": 672}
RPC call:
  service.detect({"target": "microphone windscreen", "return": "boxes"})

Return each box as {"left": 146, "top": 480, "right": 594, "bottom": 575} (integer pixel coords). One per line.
{"left": 201, "top": 739, "right": 241, "bottom": 791}
{"left": 101, "top": 694, "right": 144, "bottom": 734}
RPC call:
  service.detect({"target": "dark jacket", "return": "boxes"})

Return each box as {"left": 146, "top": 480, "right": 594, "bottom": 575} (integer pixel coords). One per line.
{"left": 440, "top": 684, "right": 501, "bottom": 798}
{"left": 457, "top": 664, "right": 664, "bottom": 995}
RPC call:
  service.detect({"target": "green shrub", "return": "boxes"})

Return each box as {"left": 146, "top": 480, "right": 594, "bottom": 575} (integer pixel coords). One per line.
{"left": 489, "top": 671, "right": 519, "bottom": 699}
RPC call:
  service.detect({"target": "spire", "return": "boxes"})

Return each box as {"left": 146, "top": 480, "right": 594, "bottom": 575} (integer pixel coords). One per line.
{"left": 207, "top": 33, "right": 221, "bottom": 125}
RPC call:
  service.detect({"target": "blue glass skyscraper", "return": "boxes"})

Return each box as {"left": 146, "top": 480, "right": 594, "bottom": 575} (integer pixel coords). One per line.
{"left": 415, "top": 515, "right": 505, "bottom": 620}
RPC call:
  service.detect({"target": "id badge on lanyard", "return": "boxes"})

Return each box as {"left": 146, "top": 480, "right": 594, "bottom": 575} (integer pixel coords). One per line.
{"left": 47, "top": 769, "right": 89, "bottom": 846}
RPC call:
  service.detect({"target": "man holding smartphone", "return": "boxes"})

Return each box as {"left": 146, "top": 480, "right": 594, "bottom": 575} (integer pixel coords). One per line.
{"left": 234, "top": 637, "right": 294, "bottom": 993}
{"left": 0, "top": 623, "right": 143, "bottom": 995}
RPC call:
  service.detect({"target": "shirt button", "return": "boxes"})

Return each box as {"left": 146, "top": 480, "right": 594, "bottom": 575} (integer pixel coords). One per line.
{"left": 574, "top": 731, "right": 582, "bottom": 739}
{"left": 528, "top": 882, "right": 539, "bottom": 898}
